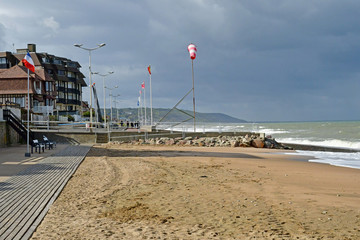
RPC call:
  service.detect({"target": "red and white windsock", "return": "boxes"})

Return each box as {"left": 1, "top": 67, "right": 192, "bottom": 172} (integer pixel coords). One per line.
{"left": 187, "top": 43, "right": 197, "bottom": 60}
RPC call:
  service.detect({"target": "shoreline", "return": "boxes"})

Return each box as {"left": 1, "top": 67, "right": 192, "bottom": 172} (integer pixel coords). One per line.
{"left": 31, "top": 144, "right": 360, "bottom": 239}
{"left": 281, "top": 142, "right": 360, "bottom": 153}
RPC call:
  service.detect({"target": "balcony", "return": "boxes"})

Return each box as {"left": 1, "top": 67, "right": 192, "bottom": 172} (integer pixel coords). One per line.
{"left": 68, "top": 77, "right": 77, "bottom": 83}
{"left": 67, "top": 99, "right": 81, "bottom": 105}
{"left": 57, "top": 86, "right": 65, "bottom": 92}
{"left": 67, "top": 88, "right": 80, "bottom": 94}
{"left": 57, "top": 98, "right": 66, "bottom": 104}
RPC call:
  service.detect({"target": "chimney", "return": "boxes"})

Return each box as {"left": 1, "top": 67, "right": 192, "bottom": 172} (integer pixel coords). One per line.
{"left": 28, "top": 44, "right": 36, "bottom": 52}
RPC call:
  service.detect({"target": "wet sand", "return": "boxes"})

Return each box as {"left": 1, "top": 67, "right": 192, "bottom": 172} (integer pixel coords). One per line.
{"left": 31, "top": 144, "right": 360, "bottom": 239}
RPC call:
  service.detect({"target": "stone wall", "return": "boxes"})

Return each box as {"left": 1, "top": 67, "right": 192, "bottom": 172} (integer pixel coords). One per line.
{"left": 0, "top": 121, "right": 21, "bottom": 146}
{"left": 31, "top": 130, "right": 258, "bottom": 145}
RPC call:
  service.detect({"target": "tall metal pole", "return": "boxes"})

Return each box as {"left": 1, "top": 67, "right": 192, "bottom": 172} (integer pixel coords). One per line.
{"left": 110, "top": 92, "right": 113, "bottom": 126}
{"left": 88, "top": 51, "right": 93, "bottom": 127}
{"left": 149, "top": 73, "right": 153, "bottom": 126}
{"left": 192, "top": 59, "right": 196, "bottom": 132}
{"left": 93, "top": 71, "right": 114, "bottom": 129}
{"left": 74, "top": 43, "right": 106, "bottom": 128}
{"left": 103, "top": 76, "right": 106, "bottom": 127}
{"left": 25, "top": 68, "right": 30, "bottom": 157}
{"left": 140, "top": 91, "right": 144, "bottom": 125}
{"left": 144, "top": 85, "right": 147, "bottom": 125}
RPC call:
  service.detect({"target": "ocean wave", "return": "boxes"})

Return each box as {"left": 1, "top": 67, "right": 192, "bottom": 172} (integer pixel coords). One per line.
{"left": 278, "top": 138, "right": 360, "bottom": 150}
{"left": 288, "top": 151, "right": 360, "bottom": 169}
{"left": 257, "top": 129, "right": 290, "bottom": 135}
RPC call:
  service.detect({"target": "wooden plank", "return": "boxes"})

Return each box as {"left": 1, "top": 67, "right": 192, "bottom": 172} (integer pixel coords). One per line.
{"left": 0, "top": 145, "right": 91, "bottom": 240}
{"left": 4, "top": 166, "right": 78, "bottom": 239}
{"left": 0, "top": 154, "right": 87, "bottom": 240}
{"left": 1, "top": 163, "right": 75, "bottom": 238}
{"left": 1, "top": 160, "right": 74, "bottom": 238}
{"left": 0, "top": 145, "right": 89, "bottom": 208}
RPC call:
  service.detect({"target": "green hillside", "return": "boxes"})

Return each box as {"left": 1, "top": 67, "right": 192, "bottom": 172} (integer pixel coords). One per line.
{"left": 104, "top": 108, "right": 246, "bottom": 123}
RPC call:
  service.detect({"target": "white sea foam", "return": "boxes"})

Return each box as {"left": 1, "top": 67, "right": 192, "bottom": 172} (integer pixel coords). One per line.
{"left": 277, "top": 138, "right": 360, "bottom": 150}
{"left": 289, "top": 151, "right": 360, "bottom": 169}
{"left": 257, "top": 129, "right": 290, "bottom": 135}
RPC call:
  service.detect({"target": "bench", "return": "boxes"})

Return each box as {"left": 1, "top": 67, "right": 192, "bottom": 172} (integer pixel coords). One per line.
{"left": 31, "top": 139, "right": 45, "bottom": 153}
{"left": 43, "top": 135, "right": 56, "bottom": 150}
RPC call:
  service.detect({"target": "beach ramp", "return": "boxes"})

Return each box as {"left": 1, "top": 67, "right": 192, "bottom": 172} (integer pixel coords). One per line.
{"left": 0, "top": 145, "right": 91, "bottom": 240}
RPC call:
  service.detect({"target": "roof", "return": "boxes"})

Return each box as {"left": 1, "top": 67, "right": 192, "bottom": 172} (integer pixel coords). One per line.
{"left": 13, "top": 52, "right": 42, "bottom": 66}
{"left": 0, "top": 65, "right": 31, "bottom": 79}
{"left": 0, "top": 78, "right": 36, "bottom": 95}
{"left": 0, "top": 65, "right": 54, "bottom": 82}
{"left": 0, "top": 65, "right": 43, "bottom": 94}
{"left": 35, "top": 68, "right": 55, "bottom": 82}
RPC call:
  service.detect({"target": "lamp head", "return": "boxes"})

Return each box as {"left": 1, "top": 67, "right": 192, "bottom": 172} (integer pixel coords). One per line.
{"left": 74, "top": 44, "right": 83, "bottom": 48}
{"left": 98, "top": 43, "right": 106, "bottom": 47}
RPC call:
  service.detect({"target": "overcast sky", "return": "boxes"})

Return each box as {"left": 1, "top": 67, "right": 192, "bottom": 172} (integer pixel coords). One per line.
{"left": 1, "top": 0, "right": 360, "bottom": 122}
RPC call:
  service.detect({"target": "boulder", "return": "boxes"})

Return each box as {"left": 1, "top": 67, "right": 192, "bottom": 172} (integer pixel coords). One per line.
{"left": 231, "top": 140, "right": 240, "bottom": 147}
{"left": 251, "top": 139, "right": 264, "bottom": 148}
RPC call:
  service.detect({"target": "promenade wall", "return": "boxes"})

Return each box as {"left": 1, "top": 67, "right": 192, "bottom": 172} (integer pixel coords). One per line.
{"left": 32, "top": 130, "right": 256, "bottom": 145}
{"left": 0, "top": 121, "right": 21, "bottom": 146}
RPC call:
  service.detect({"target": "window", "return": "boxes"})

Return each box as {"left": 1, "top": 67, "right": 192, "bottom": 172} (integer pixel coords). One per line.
{"left": 67, "top": 62, "right": 77, "bottom": 68}
{"left": 68, "top": 93, "right": 76, "bottom": 100}
{"left": 0, "top": 58, "right": 7, "bottom": 64}
{"left": 58, "top": 70, "right": 65, "bottom": 75}
{"left": 15, "top": 97, "right": 25, "bottom": 107}
{"left": 53, "top": 59, "right": 62, "bottom": 65}
{"left": 67, "top": 71, "right": 76, "bottom": 78}
{"left": 45, "top": 82, "right": 53, "bottom": 91}
{"left": 42, "top": 57, "right": 50, "bottom": 63}
{"left": 47, "top": 69, "right": 54, "bottom": 75}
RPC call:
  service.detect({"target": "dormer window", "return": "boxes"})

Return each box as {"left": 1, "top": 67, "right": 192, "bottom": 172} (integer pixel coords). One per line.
{"left": 53, "top": 59, "right": 62, "bottom": 65}
{"left": 42, "top": 57, "right": 50, "bottom": 63}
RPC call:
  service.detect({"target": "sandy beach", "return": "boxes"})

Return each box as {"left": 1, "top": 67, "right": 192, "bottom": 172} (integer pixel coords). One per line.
{"left": 30, "top": 144, "right": 360, "bottom": 239}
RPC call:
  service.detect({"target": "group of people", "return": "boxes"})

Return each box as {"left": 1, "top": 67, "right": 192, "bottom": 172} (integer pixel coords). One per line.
{"left": 119, "top": 120, "right": 140, "bottom": 129}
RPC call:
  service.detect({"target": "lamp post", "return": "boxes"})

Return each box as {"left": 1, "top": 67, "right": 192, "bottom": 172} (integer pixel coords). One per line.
{"left": 105, "top": 86, "right": 118, "bottom": 128}
{"left": 74, "top": 43, "right": 106, "bottom": 128}
{"left": 93, "top": 71, "right": 114, "bottom": 128}
{"left": 112, "top": 94, "right": 120, "bottom": 122}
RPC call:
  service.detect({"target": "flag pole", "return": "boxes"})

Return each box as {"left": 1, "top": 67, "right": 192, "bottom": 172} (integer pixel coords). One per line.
{"left": 149, "top": 71, "right": 153, "bottom": 126}
{"left": 140, "top": 91, "right": 143, "bottom": 125}
{"left": 25, "top": 68, "right": 30, "bottom": 157}
{"left": 192, "top": 59, "right": 196, "bottom": 133}
{"left": 144, "top": 84, "right": 147, "bottom": 125}
{"left": 138, "top": 97, "right": 140, "bottom": 125}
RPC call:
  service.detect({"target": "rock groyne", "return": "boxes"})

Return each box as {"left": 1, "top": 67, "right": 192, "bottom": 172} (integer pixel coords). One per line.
{"left": 111, "top": 134, "right": 292, "bottom": 150}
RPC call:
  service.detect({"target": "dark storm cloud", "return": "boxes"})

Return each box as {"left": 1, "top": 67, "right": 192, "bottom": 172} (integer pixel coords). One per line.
{"left": 1, "top": 0, "right": 360, "bottom": 121}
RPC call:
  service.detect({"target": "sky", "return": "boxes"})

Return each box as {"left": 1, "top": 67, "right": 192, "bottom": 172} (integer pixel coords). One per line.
{"left": 1, "top": 0, "right": 360, "bottom": 122}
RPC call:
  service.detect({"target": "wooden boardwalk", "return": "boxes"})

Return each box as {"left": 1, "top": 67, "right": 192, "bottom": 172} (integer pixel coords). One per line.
{"left": 0, "top": 145, "right": 91, "bottom": 240}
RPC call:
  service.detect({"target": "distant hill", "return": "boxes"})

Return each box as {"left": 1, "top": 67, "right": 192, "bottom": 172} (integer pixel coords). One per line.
{"left": 104, "top": 108, "right": 247, "bottom": 123}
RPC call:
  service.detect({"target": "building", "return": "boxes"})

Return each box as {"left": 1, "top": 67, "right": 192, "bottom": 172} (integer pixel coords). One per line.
{"left": 0, "top": 43, "right": 86, "bottom": 118}
{"left": 0, "top": 65, "right": 56, "bottom": 115}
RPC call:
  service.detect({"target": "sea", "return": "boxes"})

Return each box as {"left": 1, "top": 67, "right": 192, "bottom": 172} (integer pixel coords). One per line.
{"left": 163, "top": 121, "right": 360, "bottom": 170}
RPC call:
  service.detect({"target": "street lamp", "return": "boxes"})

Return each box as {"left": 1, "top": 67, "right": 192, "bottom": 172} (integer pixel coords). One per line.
{"left": 74, "top": 43, "right": 106, "bottom": 128}
{"left": 93, "top": 71, "right": 114, "bottom": 128}
{"left": 105, "top": 85, "right": 118, "bottom": 127}
{"left": 112, "top": 94, "right": 120, "bottom": 122}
